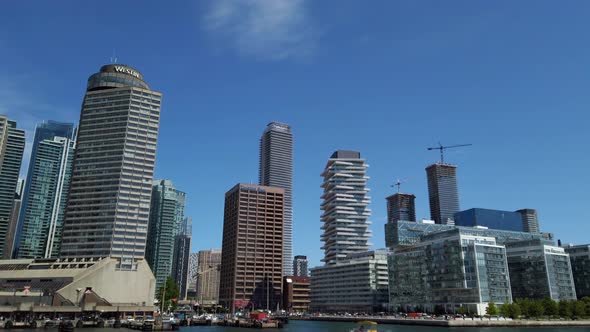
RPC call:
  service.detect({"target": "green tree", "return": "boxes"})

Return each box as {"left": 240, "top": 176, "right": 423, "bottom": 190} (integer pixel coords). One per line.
{"left": 457, "top": 306, "right": 467, "bottom": 315}
{"left": 573, "top": 300, "right": 586, "bottom": 318}
{"left": 559, "top": 300, "right": 573, "bottom": 318}
{"left": 529, "top": 301, "right": 544, "bottom": 318}
{"left": 542, "top": 298, "right": 559, "bottom": 317}
{"left": 500, "top": 303, "right": 510, "bottom": 318}
{"left": 156, "top": 277, "right": 180, "bottom": 312}
{"left": 486, "top": 302, "right": 498, "bottom": 316}
{"left": 509, "top": 303, "right": 522, "bottom": 319}
{"left": 516, "top": 299, "right": 530, "bottom": 317}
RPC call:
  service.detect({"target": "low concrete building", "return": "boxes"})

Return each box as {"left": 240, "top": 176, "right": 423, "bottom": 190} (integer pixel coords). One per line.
{"left": 564, "top": 244, "right": 590, "bottom": 299}
{"left": 310, "top": 250, "right": 389, "bottom": 313}
{"left": 506, "top": 239, "right": 576, "bottom": 301}
{"left": 0, "top": 257, "right": 155, "bottom": 313}
{"left": 283, "top": 276, "right": 310, "bottom": 313}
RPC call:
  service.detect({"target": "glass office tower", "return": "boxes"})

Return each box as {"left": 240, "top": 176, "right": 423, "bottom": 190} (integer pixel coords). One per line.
{"left": 17, "top": 135, "right": 75, "bottom": 258}
{"left": 60, "top": 64, "right": 162, "bottom": 270}
{"left": 259, "top": 122, "right": 293, "bottom": 275}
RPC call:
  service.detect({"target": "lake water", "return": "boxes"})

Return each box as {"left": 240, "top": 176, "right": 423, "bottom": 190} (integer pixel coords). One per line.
{"left": 37, "top": 320, "right": 590, "bottom": 332}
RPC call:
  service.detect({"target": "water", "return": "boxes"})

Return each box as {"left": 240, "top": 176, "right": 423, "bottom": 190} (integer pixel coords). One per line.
{"left": 29, "top": 321, "right": 590, "bottom": 332}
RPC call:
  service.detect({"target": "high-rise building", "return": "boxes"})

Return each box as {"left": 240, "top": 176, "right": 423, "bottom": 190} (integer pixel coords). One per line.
{"left": 16, "top": 135, "right": 75, "bottom": 259}
{"left": 14, "top": 121, "right": 75, "bottom": 258}
{"left": 60, "top": 64, "right": 162, "bottom": 271}
{"left": 146, "top": 180, "right": 186, "bottom": 292}
{"left": 564, "top": 244, "right": 590, "bottom": 299}
{"left": 172, "top": 232, "right": 191, "bottom": 300}
{"left": 187, "top": 252, "right": 199, "bottom": 298}
{"left": 310, "top": 250, "right": 389, "bottom": 313}
{"left": 453, "top": 208, "right": 523, "bottom": 232}
{"left": 506, "top": 238, "right": 576, "bottom": 301}
{"left": 0, "top": 116, "right": 25, "bottom": 258}
{"left": 293, "top": 255, "right": 308, "bottom": 277}
{"left": 320, "top": 151, "right": 371, "bottom": 265}
{"left": 516, "top": 208, "right": 540, "bottom": 233}
{"left": 283, "top": 276, "right": 310, "bottom": 313}
{"left": 389, "top": 229, "right": 512, "bottom": 315}
{"left": 5, "top": 179, "right": 24, "bottom": 259}
{"left": 426, "top": 163, "right": 460, "bottom": 224}
{"left": 196, "top": 249, "right": 222, "bottom": 305}
{"left": 219, "top": 184, "right": 284, "bottom": 311}
{"left": 259, "top": 122, "right": 293, "bottom": 275}
{"left": 386, "top": 193, "right": 416, "bottom": 223}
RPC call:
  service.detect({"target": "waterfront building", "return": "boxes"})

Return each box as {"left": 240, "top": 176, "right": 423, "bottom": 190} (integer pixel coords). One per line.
{"left": 196, "top": 249, "right": 221, "bottom": 305}
{"left": 0, "top": 257, "right": 155, "bottom": 312}
{"left": 310, "top": 250, "right": 389, "bottom": 313}
{"left": 454, "top": 208, "right": 523, "bottom": 232}
{"left": 0, "top": 116, "right": 25, "bottom": 258}
{"left": 506, "top": 239, "right": 576, "bottom": 301}
{"left": 219, "top": 184, "right": 284, "bottom": 311}
{"left": 145, "top": 180, "right": 186, "bottom": 292}
{"left": 60, "top": 64, "right": 162, "bottom": 271}
{"left": 389, "top": 229, "right": 512, "bottom": 315}
{"left": 564, "top": 244, "right": 590, "bottom": 299}
{"left": 320, "top": 151, "right": 371, "bottom": 265}
{"left": 386, "top": 193, "right": 416, "bottom": 223}
{"left": 385, "top": 219, "right": 554, "bottom": 249}
{"left": 17, "top": 133, "right": 76, "bottom": 259}
{"left": 293, "top": 255, "right": 308, "bottom": 277}
{"left": 259, "top": 122, "right": 293, "bottom": 275}
{"left": 426, "top": 163, "right": 460, "bottom": 224}
{"left": 283, "top": 276, "right": 310, "bottom": 313}
{"left": 187, "top": 252, "right": 198, "bottom": 299}
{"left": 516, "top": 208, "right": 540, "bottom": 233}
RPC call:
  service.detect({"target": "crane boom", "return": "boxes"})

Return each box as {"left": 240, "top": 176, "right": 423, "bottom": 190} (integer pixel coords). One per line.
{"left": 427, "top": 142, "right": 472, "bottom": 164}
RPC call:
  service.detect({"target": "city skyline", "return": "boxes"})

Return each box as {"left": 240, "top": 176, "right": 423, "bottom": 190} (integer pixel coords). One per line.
{"left": 2, "top": 1, "right": 590, "bottom": 268}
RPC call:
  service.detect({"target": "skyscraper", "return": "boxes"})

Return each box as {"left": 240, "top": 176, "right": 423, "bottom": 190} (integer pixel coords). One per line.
{"left": 17, "top": 135, "right": 76, "bottom": 258}
{"left": 0, "top": 116, "right": 25, "bottom": 258}
{"left": 5, "top": 179, "right": 24, "bottom": 259}
{"left": 259, "top": 122, "right": 293, "bottom": 275}
{"left": 219, "top": 184, "right": 284, "bottom": 311}
{"left": 187, "top": 252, "right": 199, "bottom": 298}
{"left": 386, "top": 193, "right": 416, "bottom": 223}
{"left": 320, "top": 151, "right": 371, "bottom": 265}
{"left": 60, "top": 64, "right": 162, "bottom": 270}
{"left": 293, "top": 255, "right": 308, "bottom": 277}
{"left": 516, "top": 208, "right": 540, "bottom": 233}
{"left": 426, "top": 163, "right": 460, "bottom": 224}
{"left": 196, "top": 249, "right": 222, "bottom": 305}
{"left": 172, "top": 232, "right": 191, "bottom": 300}
{"left": 146, "top": 180, "right": 186, "bottom": 292}
{"left": 14, "top": 121, "right": 75, "bottom": 258}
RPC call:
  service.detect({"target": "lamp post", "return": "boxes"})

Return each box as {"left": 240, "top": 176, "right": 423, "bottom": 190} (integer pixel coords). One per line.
{"left": 195, "top": 265, "right": 219, "bottom": 315}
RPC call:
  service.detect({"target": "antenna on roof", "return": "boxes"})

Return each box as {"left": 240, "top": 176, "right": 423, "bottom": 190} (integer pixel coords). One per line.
{"left": 110, "top": 49, "right": 118, "bottom": 64}
{"left": 391, "top": 179, "right": 405, "bottom": 193}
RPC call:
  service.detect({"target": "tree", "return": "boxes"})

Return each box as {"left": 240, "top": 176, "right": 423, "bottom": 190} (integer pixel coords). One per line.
{"left": 516, "top": 299, "right": 530, "bottom": 317}
{"left": 528, "top": 301, "right": 544, "bottom": 318}
{"left": 559, "top": 300, "right": 573, "bottom": 318}
{"left": 542, "top": 298, "right": 559, "bottom": 317}
{"left": 509, "top": 303, "right": 522, "bottom": 319}
{"left": 486, "top": 302, "right": 498, "bottom": 316}
{"left": 573, "top": 300, "right": 586, "bottom": 318}
{"left": 156, "top": 277, "right": 180, "bottom": 312}
{"left": 500, "top": 303, "right": 510, "bottom": 318}
{"left": 457, "top": 306, "right": 468, "bottom": 315}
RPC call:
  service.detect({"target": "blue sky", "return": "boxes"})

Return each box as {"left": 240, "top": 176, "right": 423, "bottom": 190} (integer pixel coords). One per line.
{"left": 1, "top": 1, "right": 589, "bottom": 268}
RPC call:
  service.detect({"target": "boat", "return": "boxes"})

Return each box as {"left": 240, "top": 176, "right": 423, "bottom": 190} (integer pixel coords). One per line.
{"left": 353, "top": 320, "right": 378, "bottom": 332}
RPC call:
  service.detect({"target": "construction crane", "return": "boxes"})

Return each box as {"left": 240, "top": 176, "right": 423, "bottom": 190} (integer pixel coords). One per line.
{"left": 427, "top": 142, "right": 472, "bottom": 164}
{"left": 391, "top": 179, "right": 405, "bottom": 193}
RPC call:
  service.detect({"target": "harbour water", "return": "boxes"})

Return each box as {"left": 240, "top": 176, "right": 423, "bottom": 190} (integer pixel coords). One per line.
{"left": 15, "top": 321, "right": 589, "bottom": 332}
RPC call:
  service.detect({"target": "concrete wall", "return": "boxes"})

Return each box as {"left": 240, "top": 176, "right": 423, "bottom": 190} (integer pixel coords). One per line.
{"left": 59, "top": 258, "right": 156, "bottom": 306}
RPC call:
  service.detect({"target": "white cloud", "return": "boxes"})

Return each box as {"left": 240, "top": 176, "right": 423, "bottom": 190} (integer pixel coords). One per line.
{"left": 203, "top": 0, "right": 317, "bottom": 61}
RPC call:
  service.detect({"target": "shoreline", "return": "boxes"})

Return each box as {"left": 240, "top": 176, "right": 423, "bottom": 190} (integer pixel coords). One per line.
{"left": 298, "top": 316, "right": 590, "bottom": 327}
